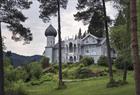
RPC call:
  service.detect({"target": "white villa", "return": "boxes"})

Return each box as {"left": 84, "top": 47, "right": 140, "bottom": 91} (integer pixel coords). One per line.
{"left": 43, "top": 25, "right": 116, "bottom": 63}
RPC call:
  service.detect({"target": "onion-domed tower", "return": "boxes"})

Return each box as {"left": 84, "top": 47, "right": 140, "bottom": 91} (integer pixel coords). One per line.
{"left": 44, "top": 25, "right": 57, "bottom": 63}
{"left": 45, "top": 24, "right": 57, "bottom": 47}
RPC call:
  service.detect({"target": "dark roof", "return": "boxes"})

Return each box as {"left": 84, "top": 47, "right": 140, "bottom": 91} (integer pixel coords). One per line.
{"left": 45, "top": 24, "right": 57, "bottom": 37}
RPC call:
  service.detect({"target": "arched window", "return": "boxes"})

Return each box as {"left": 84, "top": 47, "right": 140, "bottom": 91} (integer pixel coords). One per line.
{"left": 69, "top": 56, "right": 73, "bottom": 62}
{"left": 69, "top": 42, "right": 73, "bottom": 52}
{"left": 74, "top": 56, "right": 76, "bottom": 61}
{"left": 74, "top": 44, "right": 76, "bottom": 52}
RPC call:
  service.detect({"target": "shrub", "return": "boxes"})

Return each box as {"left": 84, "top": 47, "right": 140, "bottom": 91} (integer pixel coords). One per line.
{"left": 97, "top": 56, "right": 108, "bottom": 67}
{"left": 80, "top": 57, "right": 94, "bottom": 66}
{"left": 5, "top": 81, "right": 28, "bottom": 95}
{"left": 75, "top": 67, "right": 95, "bottom": 79}
{"left": 114, "top": 57, "right": 133, "bottom": 70}
{"left": 24, "top": 62, "right": 43, "bottom": 81}
{"left": 30, "top": 73, "right": 55, "bottom": 85}
{"left": 62, "top": 64, "right": 84, "bottom": 79}
{"left": 62, "top": 63, "right": 69, "bottom": 69}
{"left": 41, "top": 73, "right": 54, "bottom": 81}
{"left": 67, "top": 62, "right": 73, "bottom": 65}
{"left": 30, "top": 62, "right": 43, "bottom": 79}
{"left": 43, "top": 65, "right": 58, "bottom": 74}
{"left": 14, "top": 68, "right": 27, "bottom": 81}
{"left": 30, "top": 80, "right": 43, "bottom": 85}
{"left": 40, "top": 57, "right": 50, "bottom": 68}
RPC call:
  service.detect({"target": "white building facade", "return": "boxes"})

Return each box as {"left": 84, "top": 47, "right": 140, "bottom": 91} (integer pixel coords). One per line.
{"left": 44, "top": 25, "right": 116, "bottom": 63}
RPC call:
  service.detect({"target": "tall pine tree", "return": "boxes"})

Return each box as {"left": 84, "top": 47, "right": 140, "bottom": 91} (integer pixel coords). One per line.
{"left": 74, "top": 0, "right": 114, "bottom": 84}
{"left": 130, "top": 0, "right": 140, "bottom": 95}
{"left": 37, "top": 0, "right": 68, "bottom": 87}
{"left": 78, "top": 28, "right": 82, "bottom": 39}
{"left": 74, "top": 0, "right": 111, "bottom": 37}
{"left": 0, "top": 1, "right": 32, "bottom": 95}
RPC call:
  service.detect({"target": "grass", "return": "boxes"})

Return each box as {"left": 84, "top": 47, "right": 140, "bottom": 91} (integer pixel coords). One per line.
{"left": 27, "top": 72, "right": 135, "bottom": 95}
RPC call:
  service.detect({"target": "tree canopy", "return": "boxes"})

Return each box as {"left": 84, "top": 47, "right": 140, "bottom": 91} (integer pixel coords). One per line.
{"left": 74, "top": 0, "right": 111, "bottom": 37}
{"left": 0, "top": 0, "right": 33, "bottom": 43}
{"left": 37, "top": 0, "right": 68, "bottom": 22}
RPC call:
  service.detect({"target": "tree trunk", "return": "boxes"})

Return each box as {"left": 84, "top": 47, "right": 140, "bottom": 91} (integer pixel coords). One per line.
{"left": 123, "top": 62, "right": 127, "bottom": 82}
{"left": 130, "top": 0, "right": 140, "bottom": 95}
{"left": 57, "top": 0, "right": 64, "bottom": 86}
{"left": 0, "top": 22, "right": 4, "bottom": 95}
{"left": 123, "top": 4, "right": 130, "bottom": 83}
{"left": 102, "top": 0, "right": 113, "bottom": 82}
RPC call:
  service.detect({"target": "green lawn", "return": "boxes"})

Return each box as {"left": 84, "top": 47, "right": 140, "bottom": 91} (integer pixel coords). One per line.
{"left": 27, "top": 72, "right": 135, "bottom": 95}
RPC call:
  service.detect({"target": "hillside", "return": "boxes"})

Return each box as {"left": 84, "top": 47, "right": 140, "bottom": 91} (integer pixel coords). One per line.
{"left": 4, "top": 52, "right": 43, "bottom": 67}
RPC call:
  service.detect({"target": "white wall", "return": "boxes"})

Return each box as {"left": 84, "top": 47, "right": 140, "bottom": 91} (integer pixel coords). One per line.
{"left": 45, "top": 47, "right": 53, "bottom": 63}
{"left": 47, "top": 36, "right": 55, "bottom": 47}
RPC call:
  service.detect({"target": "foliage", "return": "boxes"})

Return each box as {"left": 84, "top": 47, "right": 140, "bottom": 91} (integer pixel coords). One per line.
{"left": 62, "top": 65, "right": 80, "bottom": 79}
{"left": 62, "top": 64, "right": 108, "bottom": 79}
{"left": 114, "top": 10, "right": 126, "bottom": 26}
{"left": 4, "top": 57, "right": 26, "bottom": 82}
{"left": 30, "top": 73, "right": 56, "bottom": 86}
{"left": 111, "top": 0, "right": 130, "bottom": 56}
{"left": 0, "top": 0, "right": 33, "bottom": 43}
{"left": 75, "top": 67, "right": 95, "bottom": 79}
{"left": 110, "top": 25, "right": 130, "bottom": 52}
{"left": 80, "top": 57, "right": 94, "bottom": 66}
{"left": 5, "top": 81, "right": 28, "bottom": 95}
{"left": 37, "top": 0, "right": 68, "bottom": 22}
{"left": 40, "top": 57, "right": 50, "bottom": 68}
{"left": 114, "top": 56, "right": 133, "bottom": 70}
{"left": 4, "top": 57, "right": 29, "bottom": 95}
{"left": 41, "top": 73, "right": 54, "bottom": 81}
{"left": 74, "top": 0, "right": 111, "bottom": 37}
{"left": 78, "top": 28, "right": 82, "bottom": 39}
{"left": 97, "top": 56, "right": 108, "bottom": 67}
{"left": 110, "top": 25, "right": 131, "bottom": 66}
{"left": 24, "top": 62, "right": 43, "bottom": 81}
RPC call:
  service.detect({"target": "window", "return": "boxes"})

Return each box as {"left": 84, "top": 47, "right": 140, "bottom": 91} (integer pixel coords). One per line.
{"left": 74, "top": 56, "right": 76, "bottom": 61}
{"left": 69, "top": 56, "right": 73, "bottom": 62}
{"left": 74, "top": 44, "right": 76, "bottom": 52}
{"left": 86, "top": 50, "right": 89, "bottom": 53}
{"left": 69, "top": 42, "right": 73, "bottom": 52}
{"left": 93, "top": 52, "right": 97, "bottom": 55}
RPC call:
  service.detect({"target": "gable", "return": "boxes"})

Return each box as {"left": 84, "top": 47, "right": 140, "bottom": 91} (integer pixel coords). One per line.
{"left": 82, "top": 34, "right": 98, "bottom": 44}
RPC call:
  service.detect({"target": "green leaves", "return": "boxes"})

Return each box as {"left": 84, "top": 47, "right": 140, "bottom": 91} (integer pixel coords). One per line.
{"left": 110, "top": 25, "right": 131, "bottom": 58}
{"left": 74, "top": 0, "right": 111, "bottom": 37}
{"left": 0, "top": 0, "right": 32, "bottom": 43}
{"left": 38, "top": 0, "right": 68, "bottom": 22}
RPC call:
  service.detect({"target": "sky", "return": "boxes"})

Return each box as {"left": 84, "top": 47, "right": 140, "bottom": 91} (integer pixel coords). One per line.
{"left": 2, "top": 0, "right": 118, "bottom": 56}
